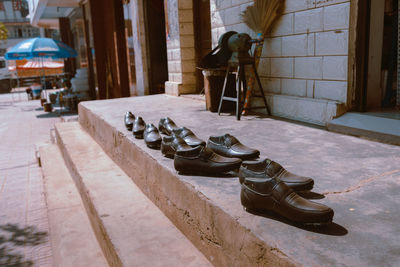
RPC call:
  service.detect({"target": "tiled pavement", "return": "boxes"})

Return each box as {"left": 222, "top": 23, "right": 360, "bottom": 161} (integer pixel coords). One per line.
{"left": 0, "top": 93, "right": 60, "bottom": 266}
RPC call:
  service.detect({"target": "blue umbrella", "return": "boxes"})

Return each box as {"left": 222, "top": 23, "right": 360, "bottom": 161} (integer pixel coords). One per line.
{"left": 5, "top": 37, "right": 77, "bottom": 92}
{"left": 5, "top": 37, "right": 77, "bottom": 60}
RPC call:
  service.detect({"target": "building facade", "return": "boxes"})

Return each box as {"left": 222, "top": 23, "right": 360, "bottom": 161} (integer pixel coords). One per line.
{"left": 27, "top": 0, "right": 399, "bottom": 126}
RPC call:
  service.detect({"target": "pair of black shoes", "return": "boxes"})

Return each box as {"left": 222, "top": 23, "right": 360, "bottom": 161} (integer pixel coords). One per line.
{"left": 124, "top": 111, "right": 161, "bottom": 148}
{"left": 159, "top": 119, "right": 259, "bottom": 174}
{"left": 239, "top": 159, "right": 333, "bottom": 224}
{"left": 162, "top": 134, "right": 243, "bottom": 175}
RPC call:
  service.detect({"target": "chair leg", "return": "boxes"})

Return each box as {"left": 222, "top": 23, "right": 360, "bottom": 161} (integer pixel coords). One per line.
{"left": 253, "top": 63, "right": 270, "bottom": 115}
{"left": 240, "top": 63, "right": 247, "bottom": 117}
{"left": 236, "top": 65, "right": 241, "bottom": 120}
{"left": 218, "top": 66, "right": 231, "bottom": 115}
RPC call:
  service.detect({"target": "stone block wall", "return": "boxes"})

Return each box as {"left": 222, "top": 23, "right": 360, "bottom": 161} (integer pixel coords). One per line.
{"left": 210, "top": 0, "right": 350, "bottom": 125}
{"left": 165, "top": 0, "right": 197, "bottom": 96}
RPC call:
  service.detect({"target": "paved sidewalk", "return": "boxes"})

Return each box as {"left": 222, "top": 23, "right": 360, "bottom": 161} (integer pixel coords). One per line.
{"left": 0, "top": 93, "right": 60, "bottom": 266}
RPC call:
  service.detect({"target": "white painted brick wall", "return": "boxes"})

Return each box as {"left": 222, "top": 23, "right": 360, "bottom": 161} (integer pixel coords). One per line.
{"left": 294, "top": 8, "right": 323, "bottom": 34}
{"left": 323, "top": 2, "right": 350, "bottom": 30}
{"left": 315, "top": 0, "right": 348, "bottom": 8}
{"left": 225, "top": 5, "right": 242, "bottom": 25}
{"left": 284, "top": 0, "right": 314, "bottom": 13}
{"left": 294, "top": 57, "right": 323, "bottom": 79}
{"left": 281, "top": 79, "right": 307, "bottom": 97}
{"left": 231, "top": 0, "right": 251, "bottom": 6}
{"left": 215, "top": 0, "right": 232, "bottom": 10}
{"left": 322, "top": 56, "right": 348, "bottom": 80}
{"left": 282, "top": 34, "right": 308, "bottom": 57}
{"left": 260, "top": 78, "right": 281, "bottom": 94}
{"left": 314, "top": 80, "right": 347, "bottom": 102}
{"left": 261, "top": 37, "right": 282, "bottom": 57}
{"left": 271, "top": 58, "right": 294, "bottom": 78}
{"left": 270, "top": 13, "right": 294, "bottom": 36}
{"left": 307, "top": 33, "right": 315, "bottom": 55}
{"left": 307, "top": 80, "right": 314, "bottom": 97}
{"left": 315, "top": 30, "right": 348, "bottom": 55}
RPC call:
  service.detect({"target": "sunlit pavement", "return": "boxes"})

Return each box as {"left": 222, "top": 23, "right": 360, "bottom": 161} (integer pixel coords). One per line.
{"left": 0, "top": 93, "right": 58, "bottom": 266}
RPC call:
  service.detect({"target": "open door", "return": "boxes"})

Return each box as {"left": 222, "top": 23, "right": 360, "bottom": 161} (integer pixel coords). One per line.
{"left": 145, "top": 0, "right": 168, "bottom": 95}
{"left": 360, "top": 0, "right": 399, "bottom": 112}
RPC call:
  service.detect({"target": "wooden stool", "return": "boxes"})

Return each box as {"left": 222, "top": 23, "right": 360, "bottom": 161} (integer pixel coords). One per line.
{"left": 217, "top": 59, "right": 270, "bottom": 120}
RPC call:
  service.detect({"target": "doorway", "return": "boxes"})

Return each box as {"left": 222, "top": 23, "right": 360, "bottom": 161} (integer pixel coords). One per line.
{"left": 144, "top": 0, "right": 168, "bottom": 95}
{"left": 193, "top": 0, "right": 212, "bottom": 93}
{"left": 358, "top": 0, "right": 399, "bottom": 116}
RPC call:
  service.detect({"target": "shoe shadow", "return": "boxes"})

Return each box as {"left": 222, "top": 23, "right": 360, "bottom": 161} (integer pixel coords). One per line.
{"left": 246, "top": 209, "right": 348, "bottom": 236}
{"left": 146, "top": 146, "right": 160, "bottom": 150}
{"left": 297, "top": 191, "right": 325, "bottom": 199}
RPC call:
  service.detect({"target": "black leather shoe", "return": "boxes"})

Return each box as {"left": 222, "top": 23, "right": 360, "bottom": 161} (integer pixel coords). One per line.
{"left": 159, "top": 117, "right": 179, "bottom": 135}
{"left": 174, "top": 145, "right": 242, "bottom": 174}
{"left": 133, "top": 117, "right": 146, "bottom": 139}
{"left": 207, "top": 134, "right": 259, "bottom": 160}
{"left": 161, "top": 135, "right": 192, "bottom": 158}
{"left": 172, "top": 127, "right": 206, "bottom": 147}
{"left": 241, "top": 177, "right": 333, "bottom": 224}
{"left": 124, "top": 111, "right": 135, "bottom": 131}
{"left": 144, "top": 123, "right": 162, "bottom": 149}
{"left": 239, "top": 159, "right": 314, "bottom": 191}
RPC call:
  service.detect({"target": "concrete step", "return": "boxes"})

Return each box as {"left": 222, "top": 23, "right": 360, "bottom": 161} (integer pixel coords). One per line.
{"left": 327, "top": 112, "right": 400, "bottom": 145}
{"left": 54, "top": 122, "right": 211, "bottom": 267}
{"left": 78, "top": 96, "right": 298, "bottom": 267}
{"left": 39, "top": 144, "right": 108, "bottom": 267}
{"left": 77, "top": 94, "right": 400, "bottom": 267}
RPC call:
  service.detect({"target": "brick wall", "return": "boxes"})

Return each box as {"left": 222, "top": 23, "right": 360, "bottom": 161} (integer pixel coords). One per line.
{"left": 210, "top": 0, "right": 350, "bottom": 124}
{"left": 165, "top": 0, "right": 196, "bottom": 95}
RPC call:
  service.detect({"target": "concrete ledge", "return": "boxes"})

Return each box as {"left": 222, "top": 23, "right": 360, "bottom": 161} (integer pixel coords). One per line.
{"left": 77, "top": 95, "right": 400, "bottom": 266}
{"left": 55, "top": 122, "right": 210, "bottom": 267}
{"left": 252, "top": 94, "right": 346, "bottom": 126}
{"left": 40, "top": 145, "right": 108, "bottom": 267}
{"left": 327, "top": 113, "right": 400, "bottom": 145}
{"left": 78, "top": 97, "right": 296, "bottom": 266}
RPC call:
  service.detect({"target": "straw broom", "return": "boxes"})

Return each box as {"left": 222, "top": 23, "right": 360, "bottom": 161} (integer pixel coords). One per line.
{"left": 241, "top": 0, "right": 284, "bottom": 114}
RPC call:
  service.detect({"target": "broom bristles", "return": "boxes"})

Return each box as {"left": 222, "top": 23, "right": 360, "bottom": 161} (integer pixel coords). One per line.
{"left": 241, "top": 0, "right": 284, "bottom": 35}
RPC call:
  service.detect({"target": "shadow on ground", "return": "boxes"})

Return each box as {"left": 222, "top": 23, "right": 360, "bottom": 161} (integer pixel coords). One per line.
{"left": 245, "top": 209, "right": 348, "bottom": 236}
{"left": 0, "top": 223, "right": 48, "bottom": 266}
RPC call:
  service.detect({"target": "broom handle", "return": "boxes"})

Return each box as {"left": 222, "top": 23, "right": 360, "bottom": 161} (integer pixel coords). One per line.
{"left": 242, "top": 34, "right": 263, "bottom": 114}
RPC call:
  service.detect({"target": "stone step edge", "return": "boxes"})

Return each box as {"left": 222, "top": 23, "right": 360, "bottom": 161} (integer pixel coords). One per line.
{"left": 78, "top": 103, "right": 297, "bottom": 267}
{"left": 39, "top": 144, "right": 108, "bottom": 267}
{"left": 54, "top": 122, "right": 211, "bottom": 267}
